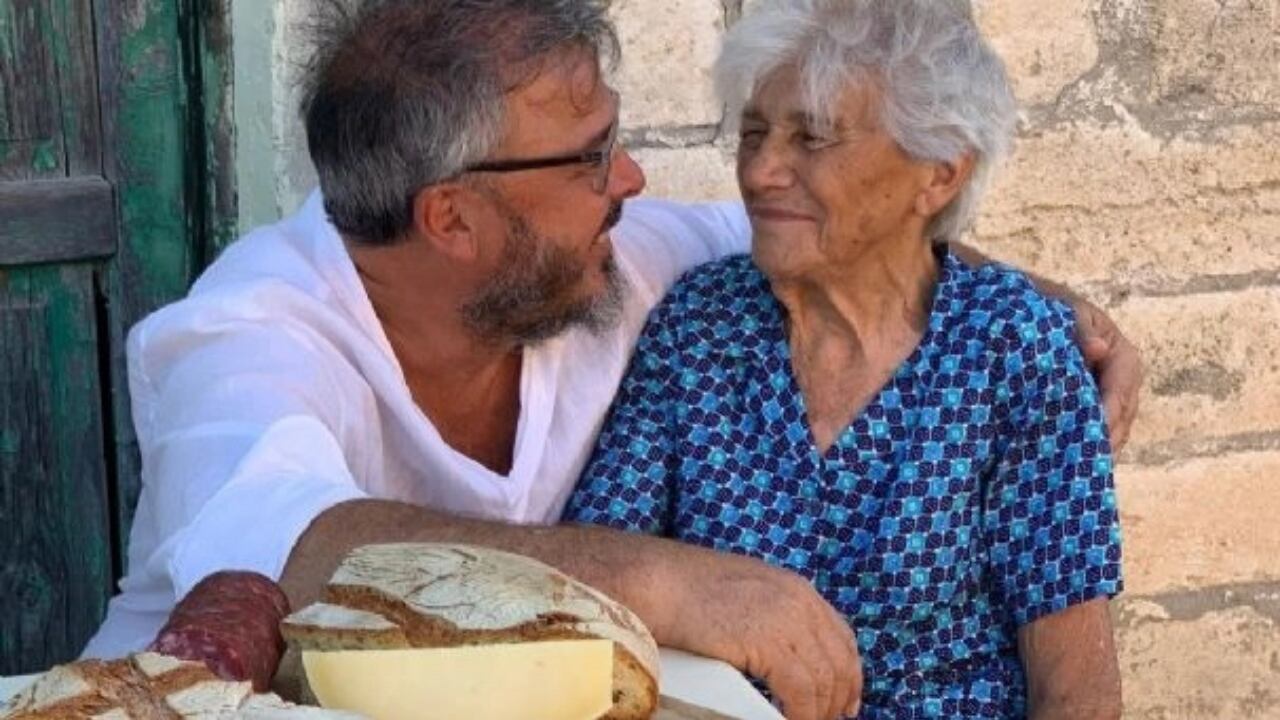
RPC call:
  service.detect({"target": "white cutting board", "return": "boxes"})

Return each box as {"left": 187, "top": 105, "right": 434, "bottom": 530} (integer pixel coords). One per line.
{"left": 0, "top": 652, "right": 780, "bottom": 720}
{"left": 659, "top": 648, "right": 782, "bottom": 720}
{"left": 0, "top": 674, "right": 36, "bottom": 705}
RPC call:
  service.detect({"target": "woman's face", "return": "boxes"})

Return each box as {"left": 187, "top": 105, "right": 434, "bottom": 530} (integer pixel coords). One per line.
{"left": 736, "top": 65, "right": 939, "bottom": 281}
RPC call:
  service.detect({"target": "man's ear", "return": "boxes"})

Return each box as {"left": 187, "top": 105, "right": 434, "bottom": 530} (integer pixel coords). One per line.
{"left": 915, "top": 152, "right": 976, "bottom": 218}
{"left": 411, "top": 184, "right": 480, "bottom": 261}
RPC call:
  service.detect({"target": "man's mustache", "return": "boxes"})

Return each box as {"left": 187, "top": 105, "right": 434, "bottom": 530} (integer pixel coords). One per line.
{"left": 600, "top": 203, "right": 623, "bottom": 235}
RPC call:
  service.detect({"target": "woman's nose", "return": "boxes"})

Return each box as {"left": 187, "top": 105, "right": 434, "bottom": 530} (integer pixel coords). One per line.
{"left": 738, "top": 141, "right": 796, "bottom": 193}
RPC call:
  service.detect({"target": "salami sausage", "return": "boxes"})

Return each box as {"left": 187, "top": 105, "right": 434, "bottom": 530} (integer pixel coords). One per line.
{"left": 149, "top": 570, "right": 291, "bottom": 691}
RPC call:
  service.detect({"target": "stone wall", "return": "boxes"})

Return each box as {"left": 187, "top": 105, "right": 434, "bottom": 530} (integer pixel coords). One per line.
{"left": 231, "top": 1, "right": 1280, "bottom": 716}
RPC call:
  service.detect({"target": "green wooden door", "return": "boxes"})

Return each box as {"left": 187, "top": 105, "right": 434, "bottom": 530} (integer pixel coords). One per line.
{"left": 0, "top": 0, "right": 233, "bottom": 674}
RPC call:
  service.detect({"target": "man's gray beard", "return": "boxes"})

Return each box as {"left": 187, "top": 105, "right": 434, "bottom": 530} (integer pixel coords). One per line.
{"left": 460, "top": 209, "right": 627, "bottom": 346}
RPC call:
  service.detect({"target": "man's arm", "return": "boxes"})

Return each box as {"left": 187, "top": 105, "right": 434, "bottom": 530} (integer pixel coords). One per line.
{"left": 282, "top": 499, "right": 862, "bottom": 720}
{"left": 951, "top": 241, "right": 1144, "bottom": 449}
{"left": 1018, "top": 599, "right": 1123, "bottom": 720}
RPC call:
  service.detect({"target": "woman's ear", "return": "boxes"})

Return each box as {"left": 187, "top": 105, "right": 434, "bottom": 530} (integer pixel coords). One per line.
{"left": 915, "top": 152, "right": 976, "bottom": 218}
{"left": 411, "top": 184, "right": 480, "bottom": 261}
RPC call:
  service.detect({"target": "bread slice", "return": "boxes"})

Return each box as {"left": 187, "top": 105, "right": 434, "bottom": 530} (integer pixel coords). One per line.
{"left": 0, "top": 653, "right": 365, "bottom": 719}
{"left": 281, "top": 543, "right": 661, "bottom": 719}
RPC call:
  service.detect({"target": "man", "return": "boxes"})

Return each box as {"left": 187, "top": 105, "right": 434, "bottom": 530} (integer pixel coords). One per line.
{"left": 83, "top": 2, "right": 1142, "bottom": 719}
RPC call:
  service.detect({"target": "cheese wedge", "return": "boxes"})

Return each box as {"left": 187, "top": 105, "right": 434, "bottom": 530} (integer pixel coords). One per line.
{"left": 301, "top": 639, "right": 615, "bottom": 720}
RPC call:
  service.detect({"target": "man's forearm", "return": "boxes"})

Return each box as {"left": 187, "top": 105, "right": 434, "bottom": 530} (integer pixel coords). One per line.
{"left": 280, "top": 498, "right": 677, "bottom": 639}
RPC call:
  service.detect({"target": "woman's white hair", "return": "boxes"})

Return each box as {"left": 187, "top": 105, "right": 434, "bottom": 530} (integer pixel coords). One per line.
{"left": 715, "top": 0, "right": 1017, "bottom": 243}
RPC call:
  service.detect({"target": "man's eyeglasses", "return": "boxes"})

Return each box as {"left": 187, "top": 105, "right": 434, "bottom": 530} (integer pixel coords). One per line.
{"left": 464, "top": 111, "right": 620, "bottom": 194}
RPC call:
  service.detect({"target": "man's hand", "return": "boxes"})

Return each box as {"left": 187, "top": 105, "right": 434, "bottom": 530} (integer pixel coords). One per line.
{"left": 1070, "top": 297, "right": 1143, "bottom": 450}
{"left": 646, "top": 547, "right": 863, "bottom": 720}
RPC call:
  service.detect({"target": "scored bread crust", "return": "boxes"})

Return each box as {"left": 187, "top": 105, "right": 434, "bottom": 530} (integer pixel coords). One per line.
{"left": 0, "top": 653, "right": 364, "bottom": 720}
{"left": 281, "top": 543, "right": 661, "bottom": 720}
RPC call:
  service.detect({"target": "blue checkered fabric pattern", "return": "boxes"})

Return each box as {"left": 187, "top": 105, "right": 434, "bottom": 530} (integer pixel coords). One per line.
{"left": 564, "top": 249, "right": 1123, "bottom": 718}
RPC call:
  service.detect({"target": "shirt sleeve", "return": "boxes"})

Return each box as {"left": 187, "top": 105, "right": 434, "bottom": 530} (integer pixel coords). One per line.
{"left": 613, "top": 199, "right": 750, "bottom": 303}
{"left": 127, "top": 313, "right": 371, "bottom": 600}
{"left": 561, "top": 295, "right": 685, "bottom": 535}
{"left": 984, "top": 300, "right": 1124, "bottom": 628}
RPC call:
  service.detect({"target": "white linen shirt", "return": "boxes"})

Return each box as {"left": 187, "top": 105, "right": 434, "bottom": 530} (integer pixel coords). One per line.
{"left": 82, "top": 191, "right": 749, "bottom": 658}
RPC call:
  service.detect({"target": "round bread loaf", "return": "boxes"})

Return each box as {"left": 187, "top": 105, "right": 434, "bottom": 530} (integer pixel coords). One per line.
{"left": 0, "top": 652, "right": 364, "bottom": 719}
{"left": 282, "top": 543, "right": 660, "bottom": 720}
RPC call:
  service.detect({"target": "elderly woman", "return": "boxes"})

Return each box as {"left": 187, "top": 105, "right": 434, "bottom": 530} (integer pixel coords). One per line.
{"left": 565, "top": 1, "right": 1123, "bottom": 718}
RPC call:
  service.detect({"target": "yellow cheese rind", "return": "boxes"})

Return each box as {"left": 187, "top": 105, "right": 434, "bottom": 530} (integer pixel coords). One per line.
{"left": 302, "top": 640, "right": 614, "bottom": 720}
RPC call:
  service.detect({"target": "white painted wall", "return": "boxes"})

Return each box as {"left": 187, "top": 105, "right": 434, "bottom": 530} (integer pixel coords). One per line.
{"left": 231, "top": 0, "right": 319, "bottom": 231}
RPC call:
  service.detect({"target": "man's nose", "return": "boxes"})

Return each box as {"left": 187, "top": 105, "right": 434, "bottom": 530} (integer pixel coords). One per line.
{"left": 608, "top": 147, "right": 647, "bottom": 200}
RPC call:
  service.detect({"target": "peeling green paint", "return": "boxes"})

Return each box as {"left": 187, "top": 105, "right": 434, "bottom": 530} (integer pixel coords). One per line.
{"left": 0, "top": 2, "right": 11, "bottom": 141}
{"left": 1, "top": 265, "right": 110, "bottom": 673}
{"left": 30, "top": 140, "right": 57, "bottom": 172}
{"left": 0, "top": 430, "right": 18, "bottom": 455}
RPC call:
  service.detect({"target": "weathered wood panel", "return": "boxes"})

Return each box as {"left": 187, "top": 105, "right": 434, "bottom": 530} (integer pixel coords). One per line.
{"left": 192, "top": 0, "right": 239, "bottom": 264}
{"left": 0, "top": 0, "right": 101, "bottom": 180}
{"left": 0, "top": 0, "right": 231, "bottom": 673}
{"left": 51, "top": 0, "right": 103, "bottom": 176}
{"left": 0, "top": 0, "right": 118, "bottom": 672}
{"left": 0, "top": 264, "right": 112, "bottom": 675}
{"left": 0, "top": 0, "right": 61, "bottom": 180}
{"left": 0, "top": 178, "right": 115, "bottom": 265}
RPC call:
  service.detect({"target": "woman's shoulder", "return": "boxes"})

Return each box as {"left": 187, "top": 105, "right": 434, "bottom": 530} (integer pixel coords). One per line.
{"left": 638, "top": 254, "right": 774, "bottom": 353}
{"left": 946, "top": 256, "right": 1078, "bottom": 351}
{"left": 943, "top": 257, "right": 1095, "bottom": 414}
{"left": 654, "top": 253, "right": 768, "bottom": 317}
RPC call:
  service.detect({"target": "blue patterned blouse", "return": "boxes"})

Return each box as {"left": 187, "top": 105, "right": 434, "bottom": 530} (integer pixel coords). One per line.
{"left": 564, "top": 249, "right": 1123, "bottom": 718}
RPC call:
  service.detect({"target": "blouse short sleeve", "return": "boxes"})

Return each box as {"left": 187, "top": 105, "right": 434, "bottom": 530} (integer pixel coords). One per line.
{"left": 983, "top": 297, "right": 1123, "bottom": 628}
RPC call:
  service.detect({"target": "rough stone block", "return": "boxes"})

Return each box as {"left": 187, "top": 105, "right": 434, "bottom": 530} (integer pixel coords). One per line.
{"left": 973, "top": 0, "right": 1100, "bottom": 107}
{"left": 1114, "top": 599, "right": 1280, "bottom": 719}
{"left": 971, "top": 119, "right": 1280, "bottom": 290}
{"left": 1115, "top": 452, "right": 1280, "bottom": 596}
{"left": 1106, "top": 287, "right": 1280, "bottom": 453}
{"left": 629, "top": 144, "right": 740, "bottom": 203}
{"left": 1151, "top": 0, "right": 1280, "bottom": 110}
{"left": 610, "top": 0, "right": 725, "bottom": 130}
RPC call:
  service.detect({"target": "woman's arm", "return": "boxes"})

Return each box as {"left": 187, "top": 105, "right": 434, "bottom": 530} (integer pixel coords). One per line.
{"left": 952, "top": 241, "right": 1144, "bottom": 450}
{"left": 982, "top": 285, "right": 1126, "bottom": 717}
{"left": 1019, "top": 598, "right": 1123, "bottom": 719}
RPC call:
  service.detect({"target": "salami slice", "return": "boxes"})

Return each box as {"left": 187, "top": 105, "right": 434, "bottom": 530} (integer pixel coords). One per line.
{"left": 149, "top": 570, "right": 291, "bottom": 691}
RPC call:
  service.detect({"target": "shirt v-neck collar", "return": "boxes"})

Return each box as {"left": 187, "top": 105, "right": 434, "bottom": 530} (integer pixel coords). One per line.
{"left": 303, "top": 192, "right": 561, "bottom": 509}
{"left": 748, "top": 246, "right": 963, "bottom": 466}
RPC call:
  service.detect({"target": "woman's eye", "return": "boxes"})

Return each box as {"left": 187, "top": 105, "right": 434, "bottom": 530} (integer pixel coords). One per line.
{"left": 801, "top": 132, "right": 837, "bottom": 149}
{"left": 739, "top": 129, "right": 766, "bottom": 148}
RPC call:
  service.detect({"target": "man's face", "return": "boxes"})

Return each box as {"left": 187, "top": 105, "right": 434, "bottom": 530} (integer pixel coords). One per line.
{"left": 461, "top": 194, "right": 627, "bottom": 343}
{"left": 462, "top": 48, "right": 646, "bottom": 344}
